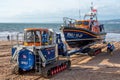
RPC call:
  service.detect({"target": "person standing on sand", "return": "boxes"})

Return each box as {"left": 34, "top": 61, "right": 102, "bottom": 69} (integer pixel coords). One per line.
{"left": 7, "top": 35, "right": 10, "bottom": 41}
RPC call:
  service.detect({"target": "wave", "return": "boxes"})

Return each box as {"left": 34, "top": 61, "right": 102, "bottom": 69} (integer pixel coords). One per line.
{"left": 105, "top": 33, "right": 120, "bottom": 42}
{"left": 0, "top": 31, "right": 23, "bottom": 41}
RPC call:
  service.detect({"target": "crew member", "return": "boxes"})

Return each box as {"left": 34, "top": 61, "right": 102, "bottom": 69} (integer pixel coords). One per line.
{"left": 42, "top": 31, "right": 48, "bottom": 45}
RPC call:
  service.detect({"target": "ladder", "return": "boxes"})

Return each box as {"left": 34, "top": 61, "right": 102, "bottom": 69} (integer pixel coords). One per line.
{"left": 35, "top": 52, "right": 42, "bottom": 74}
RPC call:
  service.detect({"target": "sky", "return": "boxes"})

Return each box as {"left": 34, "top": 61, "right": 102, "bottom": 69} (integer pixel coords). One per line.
{"left": 0, "top": 0, "right": 120, "bottom": 23}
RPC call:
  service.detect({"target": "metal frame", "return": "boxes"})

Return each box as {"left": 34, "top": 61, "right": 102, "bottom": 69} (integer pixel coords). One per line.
{"left": 63, "top": 17, "right": 76, "bottom": 26}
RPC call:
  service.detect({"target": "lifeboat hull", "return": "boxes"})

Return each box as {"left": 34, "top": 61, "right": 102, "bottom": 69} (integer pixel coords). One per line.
{"left": 61, "top": 27, "right": 106, "bottom": 48}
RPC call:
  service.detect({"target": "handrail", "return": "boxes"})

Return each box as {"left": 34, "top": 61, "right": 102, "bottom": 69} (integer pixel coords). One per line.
{"left": 16, "top": 32, "right": 24, "bottom": 46}
{"left": 63, "top": 17, "right": 76, "bottom": 26}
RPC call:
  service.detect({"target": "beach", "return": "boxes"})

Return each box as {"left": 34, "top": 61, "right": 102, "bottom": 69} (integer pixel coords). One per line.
{"left": 0, "top": 0, "right": 120, "bottom": 79}
{"left": 0, "top": 41, "right": 120, "bottom": 80}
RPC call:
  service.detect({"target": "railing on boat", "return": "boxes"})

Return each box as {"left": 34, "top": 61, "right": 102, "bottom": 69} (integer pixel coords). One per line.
{"left": 63, "top": 17, "right": 76, "bottom": 27}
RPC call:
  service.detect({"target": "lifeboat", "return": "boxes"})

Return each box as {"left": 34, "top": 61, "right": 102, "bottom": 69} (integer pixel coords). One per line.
{"left": 60, "top": 4, "right": 106, "bottom": 49}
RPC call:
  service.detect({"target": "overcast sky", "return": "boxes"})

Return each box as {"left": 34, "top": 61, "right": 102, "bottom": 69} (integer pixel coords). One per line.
{"left": 0, "top": 0, "right": 120, "bottom": 23}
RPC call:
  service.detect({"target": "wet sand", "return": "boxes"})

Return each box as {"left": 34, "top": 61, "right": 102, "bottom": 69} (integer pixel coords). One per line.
{"left": 0, "top": 41, "right": 120, "bottom": 80}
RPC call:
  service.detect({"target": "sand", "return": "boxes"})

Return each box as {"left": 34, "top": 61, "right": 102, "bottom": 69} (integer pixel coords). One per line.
{"left": 0, "top": 41, "right": 120, "bottom": 80}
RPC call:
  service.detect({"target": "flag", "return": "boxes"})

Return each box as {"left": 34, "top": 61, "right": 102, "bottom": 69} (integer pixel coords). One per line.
{"left": 92, "top": 8, "right": 97, "bottom": 13}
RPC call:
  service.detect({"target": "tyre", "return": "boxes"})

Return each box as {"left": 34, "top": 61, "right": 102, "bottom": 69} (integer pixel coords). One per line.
{"left": 67, "top": 60, "right": 71, "bottom": 69}
{"left": 81, "top": 48, "right": 91, "bottom": 53}
{"left": 88, "top": 49, "right": 95, "bottom": 56}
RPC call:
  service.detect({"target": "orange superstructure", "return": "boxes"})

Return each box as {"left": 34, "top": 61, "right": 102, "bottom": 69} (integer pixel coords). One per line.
{"left": 74, "top": 19, "right": 100, "bottom": 33}
{"left": 75, "top": 20, "right": 90, "bottom": 29}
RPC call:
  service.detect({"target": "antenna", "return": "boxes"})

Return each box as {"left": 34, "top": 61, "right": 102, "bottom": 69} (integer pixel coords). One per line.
{"left": 78, "top": 0, "right": 81, "bottom": 20}
{"left": 91, "top": 2, "right": 93, "bottom": 5}
{"left": 91, "top": 2, "right": 93, "bottom": 11}
{"left": 79, "top": 9, "right": 81, "bottom": 19}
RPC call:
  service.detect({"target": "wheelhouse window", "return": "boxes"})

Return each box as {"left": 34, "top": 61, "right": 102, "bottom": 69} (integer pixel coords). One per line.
{"left": 83, "top": 21, "right": 89, "bottom": 25}
{"left": 24, "top": 30, "right": 41, "bottom": 42}
{"left": 75, "top": 21, "right": 82, "bottom": 25}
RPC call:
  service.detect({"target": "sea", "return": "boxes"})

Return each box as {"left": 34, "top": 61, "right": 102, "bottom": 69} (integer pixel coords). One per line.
{"left": 0, "top": 23, "right": 120, "bottom": 42}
